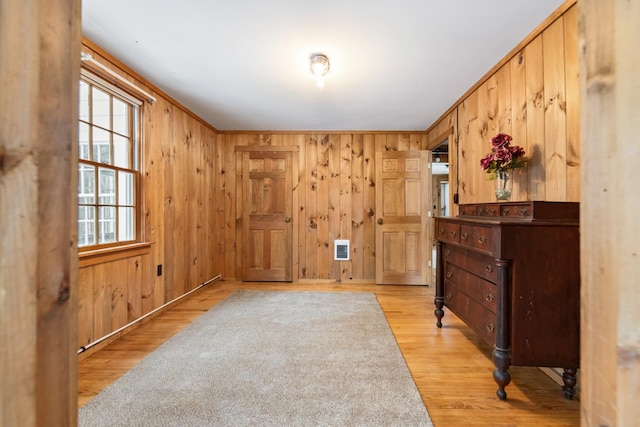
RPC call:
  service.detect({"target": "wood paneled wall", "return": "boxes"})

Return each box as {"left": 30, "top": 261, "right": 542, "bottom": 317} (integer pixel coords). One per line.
{"left": 426, "top": 2, "right": 579, "bottom": 205}
{"left": 220, "top": 133, "right": 427, "bottom": 282}
{"left": 77, "top": 41, "right": 223, "bottom": 350}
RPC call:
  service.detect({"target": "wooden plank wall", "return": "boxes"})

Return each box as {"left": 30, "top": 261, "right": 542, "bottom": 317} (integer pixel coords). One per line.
{"left": 426, "top": 2, "right": 579, "bottom": 205}
{"left": 77, "top": 40, "right": 222, "bottom": 350}
{"left": 220, "top": 133, "right": 426, "bottom": 282}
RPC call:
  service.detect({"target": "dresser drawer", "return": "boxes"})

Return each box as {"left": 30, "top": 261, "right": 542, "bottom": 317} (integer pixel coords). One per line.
{"left": 458, "top": 205, "right": 477, "bottom": 216}
{"left": 443, "top": 245, "right": 497, "bottom": 283}
{"left": 444, "top": 262, "right": 497, "bottom": 313}
{"left": 443, "top": 282, "right": 467, "bottom": 317}
{"left": 500, "top": 203, "right": 531, "bottom": 218}
{"left": 459, "top": 224, "right": 496, "bottom": 253}
{"left": 436, "top": 220, "right": 460, "bottom": 244}
{"left": 444, "top": 285, "right": 496, "bottom": 347}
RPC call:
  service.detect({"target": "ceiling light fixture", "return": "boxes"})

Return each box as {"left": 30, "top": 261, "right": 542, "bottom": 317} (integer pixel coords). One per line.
{"left": 310, "top": 54, "right": 330, "bottom": 88}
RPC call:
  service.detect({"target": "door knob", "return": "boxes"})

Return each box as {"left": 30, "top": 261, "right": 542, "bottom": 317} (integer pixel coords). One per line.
{"left": 285, "top": 216, "right": 291, "bottom": 223}
{"left": 377, "top": 218, "right": 383, "bottom": 225}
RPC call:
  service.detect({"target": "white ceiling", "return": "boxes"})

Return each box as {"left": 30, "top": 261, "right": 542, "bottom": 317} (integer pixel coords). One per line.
{"left": 82, "top": 0, "right": 565, "bottom": 131}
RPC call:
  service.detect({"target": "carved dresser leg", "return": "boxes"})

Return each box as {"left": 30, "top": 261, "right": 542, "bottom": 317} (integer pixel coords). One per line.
{"left": 493, "top": 258, "right": 512, "bottom": 400}
{"left": 493, "top": 347, "right": 512, "bottom": 400}
{"left": 562, "top": 367, "right": 578, "bottom": 400}
{"left": 434, "top": 239, "right": 445, "bottom": 328}
{"left": 434, "top": 296, "right": 444, "bottom": 328}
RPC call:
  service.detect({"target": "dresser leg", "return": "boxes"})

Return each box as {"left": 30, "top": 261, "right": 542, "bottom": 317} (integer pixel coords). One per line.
{"left": 562, "top": 367, "right": 578, "bottom": 400}
{"left": 493, "top": 258, "right": 512, "bottom": 400}
{"left": 434, "top": 240, "right": 445, "bottom": 328}
{"left": 493, "top": 347, "right": 512, "bottom": 400}
{"left": 434, "top": 296, "right": 445, "bottom": 328}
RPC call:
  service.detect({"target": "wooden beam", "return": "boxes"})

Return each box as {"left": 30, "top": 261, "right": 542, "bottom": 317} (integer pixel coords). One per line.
{"left": 580, "top": 0, "right": 640, "bottom": 425}
{"left": 0, "top": 0, "right": 80, "bottom": 425}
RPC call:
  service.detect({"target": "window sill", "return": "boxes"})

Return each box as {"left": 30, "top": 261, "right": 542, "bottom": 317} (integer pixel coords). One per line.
{"left": 79, "top": 242, "right": 152, "bottom": 268}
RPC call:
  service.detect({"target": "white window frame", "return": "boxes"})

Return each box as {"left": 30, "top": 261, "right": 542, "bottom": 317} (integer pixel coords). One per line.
{"left": 78, "top": 70, "right": 142, "bottom": 250}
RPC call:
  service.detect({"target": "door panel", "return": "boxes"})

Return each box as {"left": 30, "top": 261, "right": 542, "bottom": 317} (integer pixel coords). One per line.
{"left": 375, "top": 151, "right": 432, "bottom": 285}
{"left": 242, "top": 150, "right": 293, "bottom": 281}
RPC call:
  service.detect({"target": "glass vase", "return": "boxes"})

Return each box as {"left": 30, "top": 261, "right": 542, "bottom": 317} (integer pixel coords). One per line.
{"left": 495, "top": 170, "right": 513, "bottom": 201}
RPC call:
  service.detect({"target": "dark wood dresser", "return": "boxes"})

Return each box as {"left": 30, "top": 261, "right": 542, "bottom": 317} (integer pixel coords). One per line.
{"left": 434, "top": 201, "right": 580, "bottom": 400}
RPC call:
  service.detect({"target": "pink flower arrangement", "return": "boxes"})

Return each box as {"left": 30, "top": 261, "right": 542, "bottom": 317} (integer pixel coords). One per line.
{"left": 480, "top": 133, "right": 526, "bottom": 179}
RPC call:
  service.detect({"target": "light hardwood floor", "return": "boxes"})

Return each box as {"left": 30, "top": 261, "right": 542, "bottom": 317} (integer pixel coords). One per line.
{"left": 78, "top": 281, "right": 580, "bottom": 426}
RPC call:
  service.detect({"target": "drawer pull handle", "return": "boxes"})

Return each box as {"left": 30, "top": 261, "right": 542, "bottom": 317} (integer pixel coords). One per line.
{"left": 485, "top": 264, "right": 493, "bottom": 273}
{"left": 450, "top": 231, "right": 457, "bottom": 237}
{"left": 487, "top": 323, "right": 495, "bottom": 333}
{"left": 444, "top": 249, "right": 451, "bottom": 257}
{"left": 439, "top": 227, "right": 445, "bottom": 234}
{"left": 478, "top": 235, "right": 487, "bottom": 244}
{"left": 502, "top": 208, "right": 509, "bottom": 216}
{"left": 445, "top": 293, "right": 451, "bottom": 300}
{"left": 486, "top": 293, "right": 494, "bottom": 302}
{"left": 521, "top": 208, "right": 528, "bottom": 216}
{"left": 461, "top": 231, "right": 469, "bottom": 240}
{"left": 446, "top": 271, "right": 453, "bottom": 278}
{"left": 490, "top": 209, "right": 497, "bottom": 215}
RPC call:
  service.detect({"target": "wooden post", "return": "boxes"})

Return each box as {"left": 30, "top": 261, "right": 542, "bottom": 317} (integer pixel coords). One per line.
{"left": 580, "top": 0, "right": 640, "bottom": 425}
{"left": 0, "top": 0, "right": 80, "bottom": 425}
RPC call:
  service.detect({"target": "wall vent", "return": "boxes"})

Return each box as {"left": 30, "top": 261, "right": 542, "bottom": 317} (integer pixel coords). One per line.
{"left": 334, "top": 240, "right": 350, "bottom": 261}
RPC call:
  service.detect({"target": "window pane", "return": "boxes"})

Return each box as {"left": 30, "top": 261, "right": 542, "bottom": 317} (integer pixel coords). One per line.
{"left": 79, "top": 122, "right": 90, "bottom": 160}
{"left": 113, "top": 98, "right": 129, "bottom": 136}
{"left": 98, "top": 206, "right": 116, "bottom": 244}
{"left": 118, "top": 171, "right": 134, "bottom": 205}
{"left": 92, "top": 126, "right": 111, "bottom": 164}
{"left": 79, "top": 81, "right": 90, "bottom": 121}
{"left": 92, "top": 87, "right": 111, "bottom": 129}
{"left": 113, "top": 134, "right": 130, "bottom": 168}
{"left": 98, "top": 167, "right": 116, "bottom": 205}
{"left": 118, "top": 207, "right": 135, "bottom": 241}
{"left": 79, "top": 77, "right": 140, "bottom": 248}
{"left": 78, "top": 163, "right": 95, "bottom": 204}
{"left": 78, "top": 206, "right": 95, "bottom": 247}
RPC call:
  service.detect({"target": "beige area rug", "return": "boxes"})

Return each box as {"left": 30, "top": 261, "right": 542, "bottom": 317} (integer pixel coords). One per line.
{"left": 79, "top": 290, "right": 433, "bottom": 426}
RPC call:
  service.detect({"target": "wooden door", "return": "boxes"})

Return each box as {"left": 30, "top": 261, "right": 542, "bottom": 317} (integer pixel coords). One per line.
{"left": 375, "top": 151, "right": 432, "bottom": 285}
{"left": 241, "top": 150, "right": 294, "bottom": 281}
